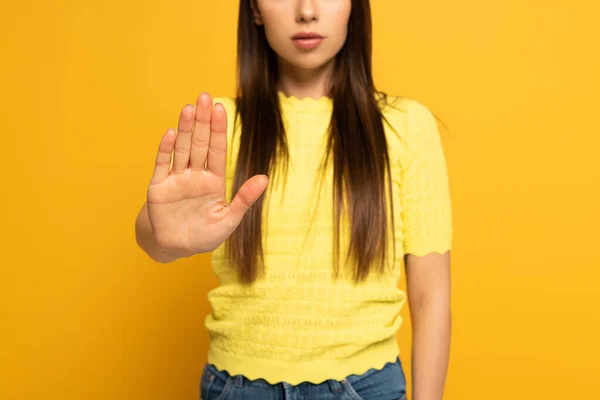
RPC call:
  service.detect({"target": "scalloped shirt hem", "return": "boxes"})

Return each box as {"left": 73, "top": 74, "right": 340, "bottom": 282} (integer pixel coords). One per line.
{"left": 207, "top": 336, "right": 400, "bottom": 386}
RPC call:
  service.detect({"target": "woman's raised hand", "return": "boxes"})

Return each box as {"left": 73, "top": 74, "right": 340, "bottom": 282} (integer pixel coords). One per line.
{"left": 145, "top": 92, "right": 268, "bottom": 258}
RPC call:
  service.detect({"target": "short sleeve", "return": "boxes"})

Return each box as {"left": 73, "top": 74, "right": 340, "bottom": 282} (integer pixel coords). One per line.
{"left": 399, "top": 100, "right": 453, "bottom": 256}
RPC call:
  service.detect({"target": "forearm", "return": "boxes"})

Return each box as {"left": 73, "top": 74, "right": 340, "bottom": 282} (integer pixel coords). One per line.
{"left": 410, "top": 299, "right": 451, "bottom": 400}
{"left": 135, "top": 202, "right": 181, "bottom": 264}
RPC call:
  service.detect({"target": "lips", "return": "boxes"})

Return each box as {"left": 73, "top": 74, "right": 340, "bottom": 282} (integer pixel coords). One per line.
{"left": 291, "top": 32, "right": 325, "bottom": 50}
{"left": 292, "top": 32, "right": 324, "bottom": 40}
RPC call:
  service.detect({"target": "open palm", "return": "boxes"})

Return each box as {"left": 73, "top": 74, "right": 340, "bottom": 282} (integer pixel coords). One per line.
{"left": 146, "top": 92, "right": 268, "bottom": 257}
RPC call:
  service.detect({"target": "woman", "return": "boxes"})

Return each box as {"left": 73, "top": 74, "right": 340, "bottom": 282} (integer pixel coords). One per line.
{"left": 135, "top": 0, "right": 453, "bottom": 399}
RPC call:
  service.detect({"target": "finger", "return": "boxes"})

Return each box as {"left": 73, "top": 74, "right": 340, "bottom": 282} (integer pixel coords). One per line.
{"left": 150, "top": 128, "right": 176, "bottom": 185}
{"left": 205, "top": 103, "right": 228, "bottom": 176}
{"left": 171, "top": 104, "right": 195, "bottom": 174}
{"left": 226, "top": 174, "right": 269, "bottom": 224}
{"left": 190, "top": 92, "right": 212, "bottom": 170}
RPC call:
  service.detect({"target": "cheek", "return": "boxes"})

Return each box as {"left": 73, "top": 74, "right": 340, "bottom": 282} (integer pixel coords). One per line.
{"left": 261, "top": 16, "right": 290, "bottom": 54}
{"left": 327, "top": 9, "right": 351, "bottom": 52}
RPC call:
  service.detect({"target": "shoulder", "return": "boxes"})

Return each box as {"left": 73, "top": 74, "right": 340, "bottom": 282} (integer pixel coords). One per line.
{"left": 377, "top": 93, "right": 437, "bottom": 133}
{"left": 377, "top": 94, "right": 444, "bottom": 165}
{"left": 377, "top": 92, "right": 432, "bottom": 128}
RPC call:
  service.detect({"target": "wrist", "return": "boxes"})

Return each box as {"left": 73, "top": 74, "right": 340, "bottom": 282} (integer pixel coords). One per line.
{"left": 151, "top": 244, "right": 190, "bottom": 263}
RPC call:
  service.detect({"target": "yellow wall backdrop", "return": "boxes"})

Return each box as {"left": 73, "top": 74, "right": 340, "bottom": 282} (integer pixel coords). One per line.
{"left": 2, "top": 0, "right": 599, "bottom": 399}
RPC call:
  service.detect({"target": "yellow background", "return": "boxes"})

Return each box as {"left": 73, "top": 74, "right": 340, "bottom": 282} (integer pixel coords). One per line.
{"left": 2, "top": 0, "right": 599, "bottom": 399}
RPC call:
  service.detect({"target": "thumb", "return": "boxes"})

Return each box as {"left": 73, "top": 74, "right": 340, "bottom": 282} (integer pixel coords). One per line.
{"left": 226, "top": 174, "right": 269, "bottom": 225}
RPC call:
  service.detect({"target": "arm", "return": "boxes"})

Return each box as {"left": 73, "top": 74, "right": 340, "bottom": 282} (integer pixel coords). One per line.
{"left": 398, "top": 99, "right": 454, "bottom": 399}
{"left": 406, "top": 251, "right": 452, "bottom": 400}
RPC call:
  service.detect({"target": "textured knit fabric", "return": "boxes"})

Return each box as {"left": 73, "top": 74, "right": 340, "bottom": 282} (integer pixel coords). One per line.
{"left": 206, "top": 92, "right": 453, "bottom": 385}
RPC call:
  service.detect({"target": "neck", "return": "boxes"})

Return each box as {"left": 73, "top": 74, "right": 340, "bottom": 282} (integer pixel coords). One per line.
{"left": 277, "top": 58, "right": 334, "bottom": 100}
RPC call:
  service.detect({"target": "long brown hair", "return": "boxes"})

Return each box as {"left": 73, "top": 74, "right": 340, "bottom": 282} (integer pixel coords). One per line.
{"left": 227, "top": 0, "right": 396, "bottom": 284}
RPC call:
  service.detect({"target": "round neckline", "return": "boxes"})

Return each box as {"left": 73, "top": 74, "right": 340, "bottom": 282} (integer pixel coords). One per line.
{"left": 278, "top": 91, "right": 333, "bottom": 113}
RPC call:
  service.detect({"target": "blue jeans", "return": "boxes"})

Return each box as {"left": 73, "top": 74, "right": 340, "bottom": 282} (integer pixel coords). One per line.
{"left": 200, "top": 357, "right": 407, "bottom": 400}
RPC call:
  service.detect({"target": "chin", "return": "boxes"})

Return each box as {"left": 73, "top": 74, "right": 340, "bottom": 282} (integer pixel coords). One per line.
{"left": 283, "top": 53, "right": 334, "bottom": 71}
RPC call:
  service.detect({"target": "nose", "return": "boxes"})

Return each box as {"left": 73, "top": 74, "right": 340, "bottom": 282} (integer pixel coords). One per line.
{"left": 296, "top": 0, "right": 318, "bottom": 23}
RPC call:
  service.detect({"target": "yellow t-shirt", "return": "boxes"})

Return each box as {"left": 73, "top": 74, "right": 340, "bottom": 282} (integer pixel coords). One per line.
{"left": 206, "top": 92, "right": 453, "bottom": 385}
